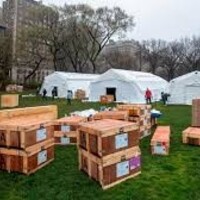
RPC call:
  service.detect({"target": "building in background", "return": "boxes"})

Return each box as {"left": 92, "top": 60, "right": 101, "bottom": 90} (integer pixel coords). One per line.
{"left": 2, "top": 0, "right": 54, "bottom": 84}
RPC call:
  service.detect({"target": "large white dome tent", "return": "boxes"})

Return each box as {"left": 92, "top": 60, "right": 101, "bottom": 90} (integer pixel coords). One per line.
{"left": 89, "top": 69, "right": 168, "bottom": 103}
{"left": 168, "top": 71, "right": 200, "bottom": 105}
{"left": 40, "top": 72, "right": 99, "bottom": 98}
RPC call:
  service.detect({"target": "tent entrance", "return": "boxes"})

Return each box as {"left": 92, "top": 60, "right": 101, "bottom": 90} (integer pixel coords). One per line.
{"left": 106, "top": 88, "right": 116, "bottom": 101}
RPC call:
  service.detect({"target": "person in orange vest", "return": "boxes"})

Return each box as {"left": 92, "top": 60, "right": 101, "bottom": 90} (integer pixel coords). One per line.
{"left": 145, "top": 88, "right": 152, "bottom": 104}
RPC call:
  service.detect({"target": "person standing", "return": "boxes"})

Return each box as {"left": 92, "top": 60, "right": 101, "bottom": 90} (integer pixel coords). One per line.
{"left": 67, "top": 90, "right": 73, "bottom": 105}
{"left": 145, "top": 88, "right": 152, "bottom": 104}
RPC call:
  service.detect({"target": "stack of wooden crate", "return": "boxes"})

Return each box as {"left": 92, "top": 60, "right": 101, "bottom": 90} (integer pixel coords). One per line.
{"left": 150, "top": 126, "right": 171, "bottom": 155}
{"left": 0, "top": 105, "right": 57, "bottom": 174}
{"left": 182, "top": 99, "right": 200, "bottom": 145}
{"left": 100, "top": 95, "right": 114, "bottom": 104}
{"left": 117, "top": 104, "right": 152, "bottom": 138}
{"left": 53, "top": 116, "right": 87, "bottom": 145}
{"left": 75, "top": 89, "right": 86, "bottom": 100}
{"left": 78, "top": 119, "right": 141, "bottom": 189}
{"left": 93, "top": 110, "right": 129, "bottom": 121}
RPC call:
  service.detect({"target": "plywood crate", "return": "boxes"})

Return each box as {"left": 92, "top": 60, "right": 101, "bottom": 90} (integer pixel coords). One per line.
{"left": 0, "top": 105, "right": 57, "bottom": 149}
{"left": 79, "top": 146, "right": 141, "bottom": 189}
{"left": 75, "top": 89, "right": 86, "bottom": 100}
{"left": 192, "top": 99, "right": 200, "bottom": 127}
{"left": 53, "top": 116, "right": 87, "bottom": 145}
{"left": 93, "top": 111, "right": 129, "bottom": 121}
{"left": 151, "top": 126, "right": 170, "bottom": 155}
{"left": 1, "top": 94, "right": 19, "bottom": 108}
{"left": 100, "top": 95, "right": 114, "bottom": 104}
{"left": 117, "top": 104, "right": 152, "bottom": 117}
{"left": 0, "top": 139, "right": 54, "bottom": 175}
{"left": 78, "top": 119, "right": 139, "bottom": 157}
{"left": 182, "top": 127, "right": 200, "bottom": 145}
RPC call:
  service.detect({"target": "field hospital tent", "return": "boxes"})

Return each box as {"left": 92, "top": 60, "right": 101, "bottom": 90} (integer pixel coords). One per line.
{"left": 89, "top": 69, "right": 168, "bottom": 103}
{"left": 167, "top": 71, "right": 200, "bottom": 105}
{"left": 40, "top": 72, "right": 99, "bottom": 98}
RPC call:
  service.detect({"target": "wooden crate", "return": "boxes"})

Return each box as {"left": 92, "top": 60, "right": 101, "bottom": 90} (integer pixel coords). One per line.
{"left": 100, "top": 95, "right": 114, "bottom": 103}
{"left": 79, "top": 146, "right": 141, "bottom": 190}
{"left": 151, "top": 126, "right": 170, "bottom": 155}
{"left": 53, "top": 116, "right": 87, "bottom": 145}
{"left": 192, "top": 99, "right": 200, "bottom": 127}
{"left": 182, "top": 127, "right": 200, "bottom": 145}
{"left": 0, "top": 105, "right": 57, "bottom": 149}
{"left": 1, "top": 94, "right": 19, "bottom": 108}
{"left": 117, "top": 104, "right": 151, "bottom": 117}
{"left": 0, "top": 138, "right": 54, "bottom": 174}
{"left": 0, "top": 105, "right": 58, "bottom": 121}
{"left": 93, "top": 111, "right": 129, "bottom": 121}
{"left": 78, "top": 119, "right": 139, "bottom": 157}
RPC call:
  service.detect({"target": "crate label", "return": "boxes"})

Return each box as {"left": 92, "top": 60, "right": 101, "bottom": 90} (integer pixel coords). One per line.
{"left": 115, "top": 133, "right": 128, "bottom": 149}
{"left": 36, "top": 128, "right": 47, "bottom": 142}
{"left": 61, "top": 137, "right": 70, "bottom": 144}
{"left": 116, "top": 161, "right": 129, "bottom": 178}
{"left": 154, "top": 145, "right": 166, "bottom": 155}
{"left": 129, "top": 156, "right": 141, "bottom": 170}
{"left": 37, "top": 150, "right": 47, "bottom": 165}
{"left": 61, "top": 125, "right": 70, "bottom": 132}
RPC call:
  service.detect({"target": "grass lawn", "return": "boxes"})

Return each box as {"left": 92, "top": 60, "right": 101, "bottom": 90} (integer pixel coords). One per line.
{"left": 0, "top": 95, "right": 200, "bottom": 200}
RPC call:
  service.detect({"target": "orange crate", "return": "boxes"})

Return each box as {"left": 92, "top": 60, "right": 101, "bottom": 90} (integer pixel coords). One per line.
{"left": 182, "top": 127, "right": 200, "bottom": 145}
{"left": 192, "top": 99, "right": 200, "bottom": 127}
{"left": 100, "top": 95, "right": 114, "bottom": 103}
{"left": 1, "top": 94, "right": 19, "bottom": 108}
{"left": 151, "top": 126, "right": 170, "bottom": 155}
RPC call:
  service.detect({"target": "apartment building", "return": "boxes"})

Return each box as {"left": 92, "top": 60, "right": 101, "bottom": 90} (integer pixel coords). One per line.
{"left": 2, "top": 0, "right": 55, "bottom": 83}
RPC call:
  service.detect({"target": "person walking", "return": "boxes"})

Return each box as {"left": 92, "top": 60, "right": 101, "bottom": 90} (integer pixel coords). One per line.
{"left": 42, "top": 88, "right": 47, "bottom": 100}
{"left": 145, "top": 88, "right": 152, "bottom": 104}
{"left": 67, "top": 90, "right": 73, "bottom": 105}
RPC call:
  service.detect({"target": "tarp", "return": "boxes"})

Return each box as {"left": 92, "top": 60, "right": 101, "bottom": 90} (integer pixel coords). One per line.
{"left": 89, "top": 69, "right": 168, "bottom": 103}
{"left": 40, "top": 72, "right": 99, "bottom": 98}
{"left": 168, "top": 71, "right": 200, "bottom": 105}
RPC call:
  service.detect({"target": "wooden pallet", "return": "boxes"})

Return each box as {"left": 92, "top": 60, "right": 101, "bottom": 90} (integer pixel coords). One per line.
{"left": 53, "top": 116, "right": 86, "bottom": 145}
{"left": 182, "top": 127, "right": 200, "bottom": 145}
{"left": 1, "top": 94, "right": 19, "bottom": 108}
{"left": 79, "top": 146, "right": 141, "bottom": 190}
{"left": 93, "top": 111, "right": 129, "bottom": 121}
{"left": 151, "top": 126, "right": 170, "bottom": 155}
{"left": 0, "top": 106, "right": 57, "bottom": 149}
{"left": 78, "top": 119, "right": 139, "bottom": 157}
{"left": 0, "top": 138, "right": 54, "bottom": 174}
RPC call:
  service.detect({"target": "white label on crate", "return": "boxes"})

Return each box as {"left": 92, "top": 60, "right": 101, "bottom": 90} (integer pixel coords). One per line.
{"left": 115, "top": 133, "right": 128, "bottom": 149}
{"left": 37, "top": 150, "right": 47, "bottom": 165}
{"left": 61, "top": 137, "right": 70, "bottom": 144}
{"left": 36, "top": 128, "right": 47, "bottom": 142}
{"left": 116, "top": 161, "right": 129, "bottom": 178}
{"left": 154, "top": 145, "right": 166, "bottom": 155}
{"left": 61, "top": 125, "right": 70, "bottom": 132}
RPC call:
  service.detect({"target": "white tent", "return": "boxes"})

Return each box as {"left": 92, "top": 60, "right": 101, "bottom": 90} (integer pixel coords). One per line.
{"left": 89, "top": 69, "right": 168, "bottom": 103}
{"left": 168, "top": 71, "right": 200, "bottom": 105}
{"left": 40, "top": 72, "right": 99, "bottom": 98}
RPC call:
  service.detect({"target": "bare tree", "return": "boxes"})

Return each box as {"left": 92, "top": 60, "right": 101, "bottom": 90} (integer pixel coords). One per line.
{"left": 141, "top": 39, "right": 166, "bottom": 74}
{"left": 0, "top": 33, "right": 12, "bottom": 89}
{"left": 160, "top": 41, "right": 184, "bottom": 81}
{"left": 60, "top": 4, "right": 134, "bottom": 73}
{"left": 182, "top": 36, "right": 200, "bottom": 72}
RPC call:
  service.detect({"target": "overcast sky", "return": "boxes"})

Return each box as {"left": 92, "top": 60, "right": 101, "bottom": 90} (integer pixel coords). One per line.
{"left": 1, "top": 0, "right": 200, "bottom": 41}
